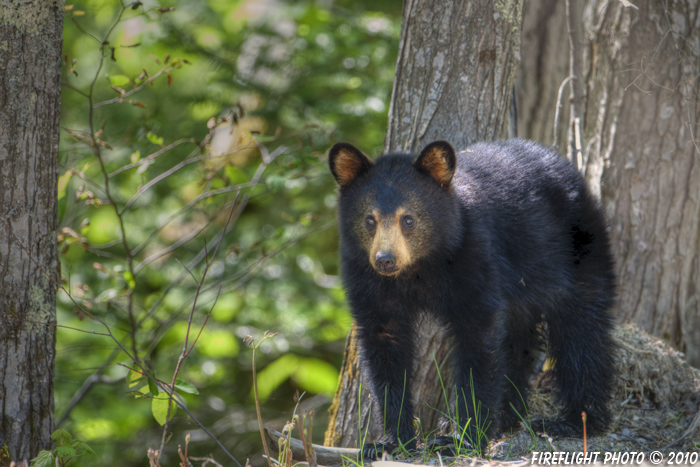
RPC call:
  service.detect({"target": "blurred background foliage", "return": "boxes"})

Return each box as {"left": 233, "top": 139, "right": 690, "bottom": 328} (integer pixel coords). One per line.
{"left": 56, "top": 0, "right": 400, "bottom": 465}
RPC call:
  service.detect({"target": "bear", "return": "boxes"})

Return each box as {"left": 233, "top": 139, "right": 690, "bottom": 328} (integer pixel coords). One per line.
{"left": 328, "top": 139, "right": 616, "bottom": 458}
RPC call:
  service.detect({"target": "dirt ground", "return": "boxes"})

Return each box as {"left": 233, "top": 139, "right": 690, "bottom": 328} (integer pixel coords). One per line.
{"left": 389, "top": 326, "right": 700, "bottom": 466}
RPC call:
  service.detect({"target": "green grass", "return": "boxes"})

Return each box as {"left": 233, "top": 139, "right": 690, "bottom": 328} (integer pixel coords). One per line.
{"left": 432, "top": 356, "right": 491, "bottom": 458}
{"left": 342, "top": 361, "right": 544, "bottom": 465}
{"left": 506, "top": 375, "right": 539, "bottom": 452}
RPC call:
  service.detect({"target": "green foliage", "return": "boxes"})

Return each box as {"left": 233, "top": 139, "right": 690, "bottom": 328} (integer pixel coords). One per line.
{"left": 30, "top": 430, "right": 94, "bottom": 467}
{"left": 30, "top": 451, "right": 55, "bottom": 467}
{"left": 151, "top": 395, "right": 178, "bottom": 426}
{"left": 56, "top": 0, "right": 400, "bottom": 465}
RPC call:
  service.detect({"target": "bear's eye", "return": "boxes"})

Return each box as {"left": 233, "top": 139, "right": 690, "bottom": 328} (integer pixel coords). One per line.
{"left": 365, "top": 215, "right": 376, "bottom": 227}
{"left": 403, "top": 216, "right": 415, "bottom": 227}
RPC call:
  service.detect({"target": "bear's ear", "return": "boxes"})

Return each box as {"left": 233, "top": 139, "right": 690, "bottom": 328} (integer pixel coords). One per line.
{"left": 329, "top": 143, "right": 374, "bottom": 188}
{"left": 414, "top": 140, "right": 456, "bottom": 187}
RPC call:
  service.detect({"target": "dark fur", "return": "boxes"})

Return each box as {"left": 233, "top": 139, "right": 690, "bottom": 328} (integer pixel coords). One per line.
{"left": 329, "top": 139, "right": 616, "bottom": 455}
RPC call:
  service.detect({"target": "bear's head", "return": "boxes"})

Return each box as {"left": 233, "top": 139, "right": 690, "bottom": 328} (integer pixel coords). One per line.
{"left": 329, "top": 141, "right": 460, "bottom": 277}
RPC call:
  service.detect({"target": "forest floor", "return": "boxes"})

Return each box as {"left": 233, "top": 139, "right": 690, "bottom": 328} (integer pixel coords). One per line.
{"left": 381, "top": 326, "right": 700, "bottom": 466}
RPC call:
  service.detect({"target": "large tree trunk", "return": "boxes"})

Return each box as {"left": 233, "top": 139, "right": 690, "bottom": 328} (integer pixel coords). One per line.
{"left": 518, "top": 0, "right": 700, "bottom": 366}
{"left": 0, "top": 0, "right": 63, "bottom": 460}
{"left": 324, "top": 0, "right": 523, "bottom": 448}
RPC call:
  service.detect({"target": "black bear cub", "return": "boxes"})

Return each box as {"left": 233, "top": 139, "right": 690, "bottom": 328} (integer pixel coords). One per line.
{"left": 329, "top": 139, "right": 615, "bottom": 457}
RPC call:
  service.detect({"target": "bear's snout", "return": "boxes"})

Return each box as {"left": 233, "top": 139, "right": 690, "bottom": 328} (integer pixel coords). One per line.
{"left": 374, "top": 251, "right": 397, "bottom": 275}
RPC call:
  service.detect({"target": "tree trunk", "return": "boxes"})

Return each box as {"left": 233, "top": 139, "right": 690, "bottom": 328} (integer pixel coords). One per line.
{"left": 324, "top": 0, "right": 523, "bottom": 448}
{"left": 515, "top": 0, "right": 568, "bottom": 149}
{"left": 0, "top": 0, "right": 63, "bottom": 460}
{"left": 518, "top": 0, "right": 700, "bottom": 366}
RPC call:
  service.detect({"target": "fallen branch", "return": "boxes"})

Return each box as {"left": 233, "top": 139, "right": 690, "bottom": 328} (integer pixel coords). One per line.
{"left": 265, "top": 427, "right": 360, "bottom": 465}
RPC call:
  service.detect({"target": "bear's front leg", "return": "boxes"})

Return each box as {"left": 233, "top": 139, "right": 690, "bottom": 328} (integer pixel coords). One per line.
{"left": 356, "top": 315, "right": 417, "bottom": 458}
{"left": 448, "top": 330, "right": 500, "bottom": 451}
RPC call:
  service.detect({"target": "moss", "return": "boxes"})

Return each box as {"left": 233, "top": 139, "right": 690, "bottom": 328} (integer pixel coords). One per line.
{"left": 0, "top": 1, "right": 64, "bottom": 34}
{"left": 27, "top": 284, "right": 55, "bottom": 334}
{"left": 494, "top": 0, "right": 523, "bottom": 27}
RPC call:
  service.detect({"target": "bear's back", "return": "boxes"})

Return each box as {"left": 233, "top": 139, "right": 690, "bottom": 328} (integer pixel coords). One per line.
{"left": 452, "top": 139, "right": 588, "bottom": 216}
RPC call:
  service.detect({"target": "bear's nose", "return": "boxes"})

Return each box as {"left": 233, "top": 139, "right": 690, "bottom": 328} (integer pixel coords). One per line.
{"left": 375, "top": 252, "right": 396, "bottom": 272}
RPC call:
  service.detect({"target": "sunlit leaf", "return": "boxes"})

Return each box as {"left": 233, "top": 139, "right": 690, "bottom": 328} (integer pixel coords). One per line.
{"left": 151, "top": 396, "right": 177, "bottom": 426}
{"left": 123, "top": 271, "right": 136, "bottom": 290}
{"left": 29, "top": 450, "right": 55, "bottom": 467}
{"left": 84, "top": 208, "right": 119, "bottom": 244}
{"left": 198, "top": 329, "right": 239, "bottom": 358}
{"left": 127, "top": 369, "right": 144, "bottom": 388}
{"left": 108, "top": 74, "right": 130, "bottom": 87}
{"left": 146, "top": 131, "right": 164, "bottom": 146}
{"left": 253, "top": 354, "right": 299, "bottom": 402}
{"left": 225, "top": 166, "right": 248, "bottom": 185}
{"left": 57, "top": 170, "right": 72, "bottom": 201}
{"left": 293, "top": 358, "right": 339, "bottom": 395}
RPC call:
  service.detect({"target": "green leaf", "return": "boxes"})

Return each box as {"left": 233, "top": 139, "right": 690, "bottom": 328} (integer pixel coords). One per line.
{"left": 50, "top": 432, "right": 94, "bottom": 462}
{"left": 72, "top": 439, "right": 95, "bottom": 457}
{"left": 30, "top": 450, "right": 56, "bottom": 467}
{"left": 127, "top": 369, "right": 144, "bottom": 388}
{"left": 151, "top": 396, "right": 177, "bottom": 426}
{"left": 108, "top": 74, "right": 130, "bottom": 87}
{"left": 130, "top": 150, "right": 141, "bottom": 163}
{"left": 123, "top": 271, "right": 136, "bottom": 290}
{"left": 198, "top": 328, "right": 239, "bottom": 358}
{"left": 50, "top": 429, "right": 73, "bottom": 445}
{"left": 174, "top": 379, "right": 199, "bottom": 395}
{"left": 146, "top": 131, "right": 164, "bottom": 146}
{"left": 224, "top": 166, "right": 248, "bottom": 185}
{"left": 57, "top": 170, "right": 72, "bottom": 201}
{"left": 253, "top": 354, "right": 299, "bottom": 402}
{"left": 148, "top": 376, "right": 159, "bottom": 396}
{"left": 293, "top": 358, "right": 340, "bottom": 396}
{"left": 55, "top": 445, "right": 77, "bottom": 459}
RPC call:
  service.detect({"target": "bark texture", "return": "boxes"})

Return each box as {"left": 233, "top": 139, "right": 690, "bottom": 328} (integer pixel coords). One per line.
{"left": 515, "top": 0, "right": 568, "bottom": 148}
{"left": 517, "top": 0, "right": 700, "bottom": 366}
{"left": 0, "top": 0, "right": 63, "bottom": 460}
{"left": 384, "top": 0, "right": 522, "bottom": 153}
{"left": 325, "top": 0, "right": 523, "bottom": 448}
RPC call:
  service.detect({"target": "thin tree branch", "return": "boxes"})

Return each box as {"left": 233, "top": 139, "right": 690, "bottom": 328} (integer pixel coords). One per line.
{"left": 553, "top": 75, "right": 575, "bottom": 149}
{"left": 121, "top": 155, "right": 206, "bottom": 213}
{"left": 566, "top": 0, "right": 586, "bottom": 163}
{"left": 108, "top": 138, "right": 198, "bottom": 178}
